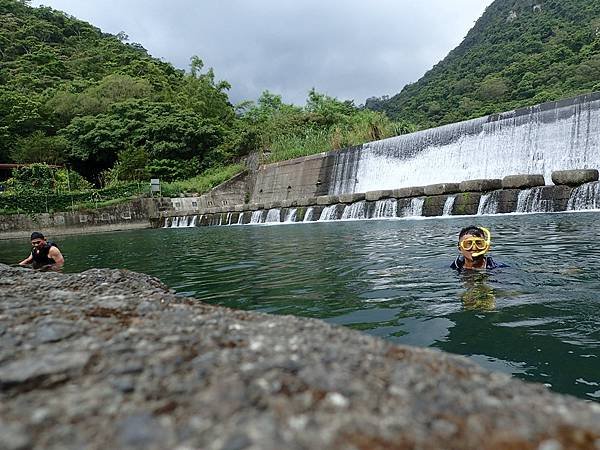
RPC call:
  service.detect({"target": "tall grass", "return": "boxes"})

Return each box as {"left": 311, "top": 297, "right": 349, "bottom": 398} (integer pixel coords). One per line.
{"left": 161, "top": 163, "right": 245, "bottom": 197}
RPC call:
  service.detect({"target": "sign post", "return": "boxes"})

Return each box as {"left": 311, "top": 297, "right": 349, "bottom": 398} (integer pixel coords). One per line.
{"left": 150, "top": 179, "right": 161, "bottom": 197}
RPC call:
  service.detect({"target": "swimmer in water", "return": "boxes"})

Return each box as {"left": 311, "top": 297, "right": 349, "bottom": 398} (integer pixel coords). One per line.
{"left": 451, "top": 226, "right": 507, "bottom": 271}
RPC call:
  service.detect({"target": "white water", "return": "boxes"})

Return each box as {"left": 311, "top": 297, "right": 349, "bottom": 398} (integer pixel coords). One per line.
{"left": 284, "top": 208, "right": 298, "bottom": 222}
{"left": 331, "top": 95, "right": 600, "bottom": 194}
{"left": 250, "top": 210, "right": 263, "bottom": 224}
{"left": 237, "top": 212, "right": 244, "bottom": 224}
{"left": 341, "top": 201, "right": 368, "bottom": 220}
{"left": 477, "top": 192, "right": 501, "bottom": 215}
{"left": 265, "top": 209, "right": 281, "bottom": 223}
{"left": 567, "top": 182, "right": 600, "bottom": 210}
{"left": 516, "top": 187, "right": 553, "bottom": 213}
{"left": 372, "top": 198, "right": 397, "bottom": 218}
{"left": 304, "top": 207, "right": 315, "bottom": 222}
{"left": 442, "top": 196, "right": 456, "bottom": 216}
{"left": 399, "top": 198, "right": 424, "bottom": 217}
{"left": 319, "top": 205, "right": 341, "bottom": 221}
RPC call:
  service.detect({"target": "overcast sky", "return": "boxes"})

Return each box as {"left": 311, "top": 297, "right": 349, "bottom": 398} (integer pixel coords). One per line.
{"left": 31, "top": 0, "right": 493, "bottom": 106}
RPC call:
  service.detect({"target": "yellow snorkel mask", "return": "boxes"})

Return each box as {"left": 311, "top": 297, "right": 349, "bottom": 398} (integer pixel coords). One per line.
{"left": 459, "top": 227, "right": 491, "bottom": 257}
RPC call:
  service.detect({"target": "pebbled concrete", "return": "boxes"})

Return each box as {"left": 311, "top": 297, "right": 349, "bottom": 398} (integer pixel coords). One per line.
{"left": 1, "top": 264, "right": 600, "bottom": 450}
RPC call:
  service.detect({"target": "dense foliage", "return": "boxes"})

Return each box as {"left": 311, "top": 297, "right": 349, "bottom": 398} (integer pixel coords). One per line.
{"left": 366, "top": 0, "right": 600, "bottom": 129}
{"left": 0, "top": 0, "right": 402, "bottom": 199}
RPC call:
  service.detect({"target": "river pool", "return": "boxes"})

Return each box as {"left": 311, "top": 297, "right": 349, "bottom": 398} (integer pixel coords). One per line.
{"left": 2, "top": 212, "right": 600, "bottom": 401}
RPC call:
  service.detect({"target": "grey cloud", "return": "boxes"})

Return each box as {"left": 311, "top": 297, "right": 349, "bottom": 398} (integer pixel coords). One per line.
{"left": 32, "top": 0, "right": 493, "bottom": 105}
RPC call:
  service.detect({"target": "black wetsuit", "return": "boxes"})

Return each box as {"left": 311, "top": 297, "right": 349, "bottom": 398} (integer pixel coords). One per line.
{"left": 451, "top": 255, "right": 507, "bottom": 271}
{"left": 31, "top": 242, "right": 57, "bottom": 269}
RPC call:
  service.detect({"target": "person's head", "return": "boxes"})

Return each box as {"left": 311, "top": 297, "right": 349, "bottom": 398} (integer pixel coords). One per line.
{"left": 458, "top": 226, "right": 491, "bottom": 262}
{"left": 30, "top": 231, "right": 46, "bottom": 249}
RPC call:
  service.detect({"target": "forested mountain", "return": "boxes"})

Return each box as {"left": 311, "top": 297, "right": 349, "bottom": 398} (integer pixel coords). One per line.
{"left": 0, "top": 0, "right": 399, "bottom": 190}
{"left": 366, "top": 0, "right": 600, "bottom": 129}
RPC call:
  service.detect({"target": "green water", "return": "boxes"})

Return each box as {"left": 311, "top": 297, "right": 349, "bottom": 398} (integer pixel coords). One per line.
{"left": 2, "top": 212, "right": 600, "bottom": 401}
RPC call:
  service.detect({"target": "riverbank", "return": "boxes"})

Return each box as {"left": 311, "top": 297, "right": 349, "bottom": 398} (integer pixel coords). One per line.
{"left": 1, "top": 264, "right": 599, "bottom": 449}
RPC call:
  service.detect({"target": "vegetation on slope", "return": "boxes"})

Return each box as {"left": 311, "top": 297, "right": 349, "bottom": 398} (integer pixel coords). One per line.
{"left": 366, "top": 0, "right": 600, "bottom": 129}
{"left": 0, "top": 0, "right": 404, "bottom": 202}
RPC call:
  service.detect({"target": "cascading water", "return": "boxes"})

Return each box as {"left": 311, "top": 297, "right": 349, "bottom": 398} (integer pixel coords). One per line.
{"left": 477, "top": 192, "right": 501, "bottom": 215}
{"left": 265, "top": 209, "right": 281, "bottom": 223}
{"left": 226, "top": 212, "right": 232, "bottom": 225}
{"left": 237, "top": 212, "right": 244, "bottom": 224}
{"left": 442, "top": 196, "right": 456, "bottom": 216}
{"left": 163, "top": 217, "right": 170, "bottom": 228}
{"left": 303, "top": 207, "right": 315, "bottom": 222}
{"left": 284, "top": 208, "right": 298, "bottom": 222}
{"left": 399, "top": 198, "right": 424, "bottom": 217}
{"left": 190, "top": 216, "right": 198, "bottom": 227}
{"left": 341, "top": 201, "right": 367, "bottom": 220}
{"left": 516, "top": 187, "right": 553, "bottom": 213}
{"left": 326, "top": 93, "right": 600, "bottom": 194}
{"left": 567, "top": 182, "right": 600, "bottom": 211}
{"left": 372, "top": 198, "right": 397, "bottom": 218}
{"left": 250, "top": 211, "right": 263, "bottom": 224}
{"left": 318, "top": 205, "right": 339, "bottom": 221}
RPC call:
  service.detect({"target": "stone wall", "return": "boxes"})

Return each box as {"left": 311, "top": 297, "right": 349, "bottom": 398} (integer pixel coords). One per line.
{"left": 0, "top": 198, "right": 170, "bottom": 239}
{"left": 2, "top": 264, "right": 600, "bottom": 449}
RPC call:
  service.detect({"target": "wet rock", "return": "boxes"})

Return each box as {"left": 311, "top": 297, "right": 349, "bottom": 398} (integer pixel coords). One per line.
{"left": 459, "top": 178, "right": 502, "bottom": 192}
{"left": 365, "top": 190, "right": 393, "bottom": 201}
{"left": 392, "top": 186, "right": 425, "bottom": 198}
{"left": 338, "top": 193, "right": 366, "bottom": 203}
{"left": 316, "top": 195, "right": 339, "bottom": 205}
{"left": 502, "top": 174, "right": 545, "bottom": 189}
{"left": 35, "top": 319, "right": 78, "bottom": 343}
{"left": 551, "top": 169, "right": 599, "bottom": 186}
{"left": 423, "top": 183, "right": 460, "bottom": 196}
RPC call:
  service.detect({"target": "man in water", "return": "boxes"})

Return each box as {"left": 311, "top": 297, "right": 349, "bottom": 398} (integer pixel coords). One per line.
{"left": 451, "top": 226, "right": 506, "bottom": 271}
{"left": 18, "top": 232, "right": 64, "bottom": 271}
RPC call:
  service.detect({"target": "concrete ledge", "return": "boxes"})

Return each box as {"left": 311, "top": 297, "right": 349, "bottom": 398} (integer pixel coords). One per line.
{"left": 2, "top": 264, "right": 600, "bottom": 449}
{"left": 392, "top": 186, "right": 425, "bottom": 198}
{"left": 297, "top": 197, "right": 317, "bottom": 207}
{"left": 459, "top": 179, "right": 502, "bottom": 192}
{"left": 316, "top": 195, "right": 339, "bottom": 206}
{"left": 233, "top": 205, "right": 244, "bottom": 212}
{"left": 423, "top": 183, "right": 460, "bottom": 196}
{"left": 270, "top": 201, "right": 282, "bottom": 209}
{"left": 452, "top": 192, "right": 482, "bottom": 216}
{"left": 339, "top": 193, "right": 366, "bottom": 203}
{"left": 502, "top": 174, "right": 545, "bottom": 189}
{"left": 365, "top": 190, "right": 393, "bottom": 201}
{"left": 551, "top": 169, "right": 599, "bottom": 186}
{"left": 422, "top": 195, "right": 448, "bottom": 217}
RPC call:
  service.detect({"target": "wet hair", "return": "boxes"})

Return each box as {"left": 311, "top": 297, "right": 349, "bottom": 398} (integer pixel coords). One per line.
{"left": 30, "top": 231, "right": 45, "bottom": 241}
{"left": 458, "top": 226, "right": 485, "bottom": 240}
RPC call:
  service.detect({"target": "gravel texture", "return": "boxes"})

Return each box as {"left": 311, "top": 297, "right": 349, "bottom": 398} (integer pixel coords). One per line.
{"left": 1, "top": 263, "right": 599, "bottom": 450}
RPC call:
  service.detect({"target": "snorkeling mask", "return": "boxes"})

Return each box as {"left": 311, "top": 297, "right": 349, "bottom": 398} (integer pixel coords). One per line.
{"left": 459, "top": 227, "right": 491, "bottom": 257}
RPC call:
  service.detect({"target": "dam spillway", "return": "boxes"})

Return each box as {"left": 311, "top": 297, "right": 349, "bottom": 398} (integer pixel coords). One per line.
{"left": 171, "top": 92, "right": 600, "bottom": 218}
{"left": 335, "top": 92, "right": 600, "bottom": 194}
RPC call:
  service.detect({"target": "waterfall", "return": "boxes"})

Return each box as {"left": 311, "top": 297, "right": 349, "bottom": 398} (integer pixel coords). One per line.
{"left": 319, "top": 205, "right": 339, "bottom": 221}
{"left": 516, "top": 187, "right": 553, "bottom": 213}
{"left": 284, "top": 208, "right": 298, "bottom": 222}
{"left": 226, "top": 212, "right": 232, "bottom": 225}
{"left": 250, "top": 210, "right": 263, "bottom": 224}
{"left": 372, "top": 198, "right": 397, "bottom": 218}
{"left": 303, "top": 207, "right": 315, "bottom": 222}
{"left": 170, "top": 216, "right": 180, "bottom": 228}
{"left": 190, "top": 215, "right": 198, "bottom": 227}
{"left": 477, "top": 191, "right": 501, "bottom": 215}
{"left": 265, "top": 209, "right": 281, "bottom": 223}
{"left": 237, "top": 212, "right": 244, "bottom": 224}
{"left": 567, "top": 181, "right": 600, "bottom": 210}
{"left": 326, "top": 94, "right": 600, "bottom": 194}
{"left": 341, "top": 201, "right": 368, "bottom": 220}
{"left": 163, "top": 217, "right": 170, "bottom": 228}
{"left": 399, "top": 198, "right": 424, "bottom": 217}
{"left": 442, "top": 196, "right": 456, "bottom": 216}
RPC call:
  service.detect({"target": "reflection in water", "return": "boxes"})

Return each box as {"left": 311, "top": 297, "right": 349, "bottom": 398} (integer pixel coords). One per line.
{"left": 460, "top": 272, "right": 496, "bottom": 310}
{"left": 2, "top": 212, "right": 600, "bottom": 401}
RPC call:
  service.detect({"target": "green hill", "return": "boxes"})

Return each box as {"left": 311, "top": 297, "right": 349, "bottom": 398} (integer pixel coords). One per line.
{"left": 365, "top": 0, "right": 600, "bottom": 129}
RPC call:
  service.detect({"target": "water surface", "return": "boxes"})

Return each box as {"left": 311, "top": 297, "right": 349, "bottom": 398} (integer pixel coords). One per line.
{"left": 2, "top": 213, "right": 600, "bottom": 401}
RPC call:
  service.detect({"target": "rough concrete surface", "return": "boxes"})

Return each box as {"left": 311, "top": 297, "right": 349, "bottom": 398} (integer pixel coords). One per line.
{"left": 1, "top": 264, "right": 600, "bottom": 450}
